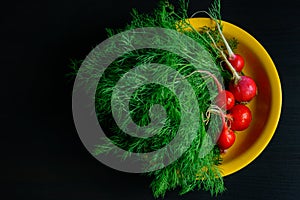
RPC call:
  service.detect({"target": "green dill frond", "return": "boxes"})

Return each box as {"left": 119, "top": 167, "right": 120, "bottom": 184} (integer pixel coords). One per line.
{"left": 208, "top": 0, "right": 221, "bottom": 20}
{"left": 72, "top": 0, "right": 234, "bottom": 198}
{"left": 66, "top": 59, "right": 82, "bottom": 79}
{"left": 227, "top": 37, "right": 239, "bottom": 51}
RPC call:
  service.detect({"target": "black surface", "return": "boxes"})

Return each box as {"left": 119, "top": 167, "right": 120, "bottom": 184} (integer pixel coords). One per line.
{"left": 2, "top": 0, "right": 300, "bottom": 199}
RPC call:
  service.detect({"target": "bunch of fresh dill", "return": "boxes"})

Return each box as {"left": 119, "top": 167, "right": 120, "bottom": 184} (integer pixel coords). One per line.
{"left": 71, "top": 0, "right": 240, "bottom": 198}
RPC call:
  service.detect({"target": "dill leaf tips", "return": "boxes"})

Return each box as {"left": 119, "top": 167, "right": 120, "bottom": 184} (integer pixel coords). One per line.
{"left": 80, "top": 0, "right": 228, "bottom": 198}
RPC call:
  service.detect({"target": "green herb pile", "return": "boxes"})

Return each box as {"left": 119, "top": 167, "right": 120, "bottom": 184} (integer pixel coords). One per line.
{"left": 71, "top": 0, "right": 240, "bottom": 198}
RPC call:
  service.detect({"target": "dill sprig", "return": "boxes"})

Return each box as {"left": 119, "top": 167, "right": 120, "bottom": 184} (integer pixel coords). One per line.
{"left": 73, "top": 0, "right": 230, "bottom": 198}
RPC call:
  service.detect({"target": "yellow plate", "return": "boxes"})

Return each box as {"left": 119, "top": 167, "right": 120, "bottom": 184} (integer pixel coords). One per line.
{"left": 188, "top": 18, "right": 282, "bottom": 176}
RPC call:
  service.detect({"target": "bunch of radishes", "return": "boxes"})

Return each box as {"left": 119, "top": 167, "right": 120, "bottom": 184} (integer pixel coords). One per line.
{"left": 207, "top": 22, "right": 258, "bottom": 152}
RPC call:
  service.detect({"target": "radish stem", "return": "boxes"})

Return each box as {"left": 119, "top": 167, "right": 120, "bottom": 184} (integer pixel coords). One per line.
{"left": 190, "top": 10, "right": 241, "bottom": 83}
{"left": 182, "top": 69, "right": 223, "bottom": 93}
{"left": 206, "top": 31, "right": 241, "bottom": 83}
{"left": 215, "top": 22, "right": 235, "bottom": 58}
{"left": 190, "top": 10, "right": 235, "bottom": 58}
{"left": 206, "top": 105, "right": 226, "bottom": 124}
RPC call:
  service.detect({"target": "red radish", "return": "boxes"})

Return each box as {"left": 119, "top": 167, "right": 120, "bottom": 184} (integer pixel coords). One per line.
{"left": 206, "top": 105, "right": 236, "bottom": 150}
{"left": 216, "top": 90, "right": 235, "bottom": 110}
{"left": 227, "top": 54, "right": 244, "bottom": 72}
{"left": 215, "top": 22, "right": 245, "bottom": 72}
{"left": 217, "top": 124, "right": 236, "bottom": 150}
{"left": 229, "top": 76, "right": 257, "bottom": 102}
{"left": 228, "top": 104, "right": 252, "bottom": 131}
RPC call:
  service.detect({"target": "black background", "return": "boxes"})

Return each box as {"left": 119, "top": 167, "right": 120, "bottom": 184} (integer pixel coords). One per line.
{"left": 2, "top": 0, "right": 300, "bottom": 199}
